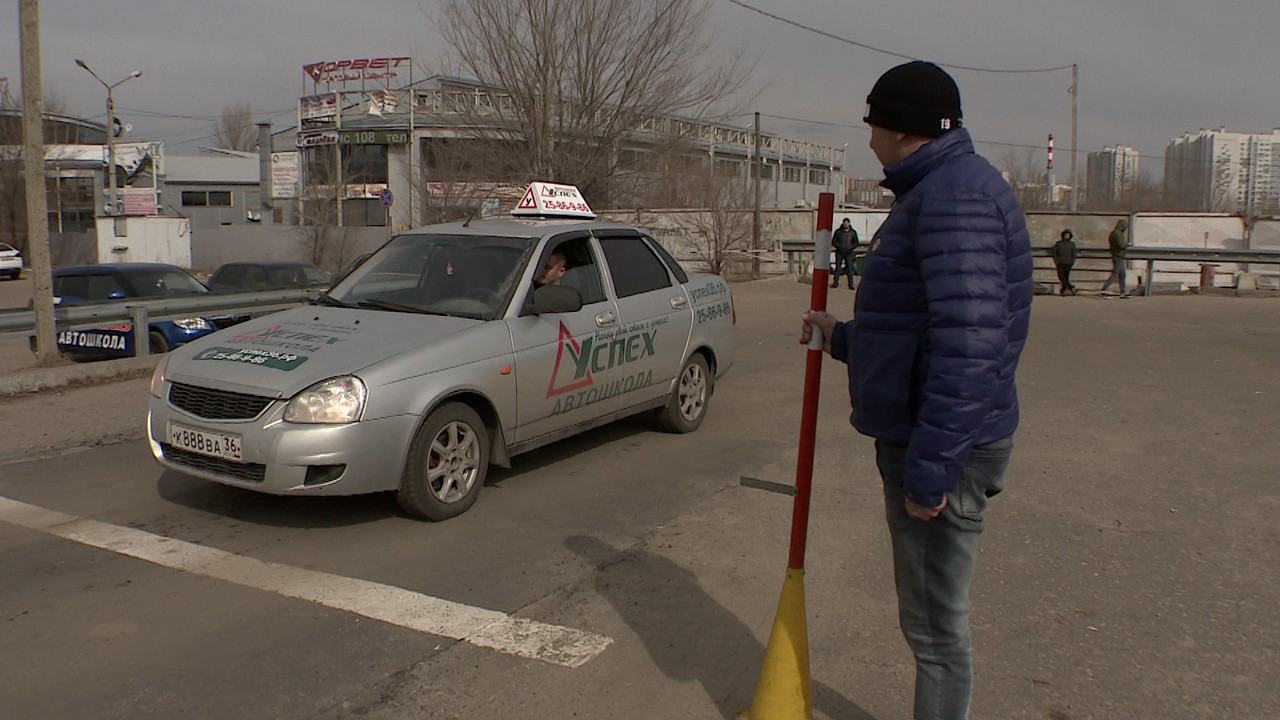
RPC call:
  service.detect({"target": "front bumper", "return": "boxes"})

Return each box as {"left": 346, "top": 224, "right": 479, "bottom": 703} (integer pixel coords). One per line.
{"left": 147, "top": 391, "right": 419, "bottom": 496}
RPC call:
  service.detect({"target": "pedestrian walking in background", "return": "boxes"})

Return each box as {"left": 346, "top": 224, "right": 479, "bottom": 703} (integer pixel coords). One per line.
{"left": 1100, "top": 219, "right": 1130, "bottom": 297}
{"left": 831, "top": 217, "right": 860, "bottom": 289}
{"left": 801, "top": 61, "right": 1033, "bottom": 720}
{"left": 1053, "top": 228, "right": 1078, "bottom": 295}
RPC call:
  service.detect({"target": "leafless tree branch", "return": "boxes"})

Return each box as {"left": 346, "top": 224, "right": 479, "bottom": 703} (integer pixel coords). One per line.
{"left": 212, "top": 101, "right": 256, "bottom": 152}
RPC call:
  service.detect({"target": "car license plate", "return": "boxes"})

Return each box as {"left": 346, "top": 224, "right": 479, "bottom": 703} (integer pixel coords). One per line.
{"left": 168, "top": 423, "right": 243, "bottom": 462}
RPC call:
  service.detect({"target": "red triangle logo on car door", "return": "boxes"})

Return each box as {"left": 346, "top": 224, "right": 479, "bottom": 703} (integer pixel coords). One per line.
{"left": 546, "top": 321, "right": 594, "bottom": 397}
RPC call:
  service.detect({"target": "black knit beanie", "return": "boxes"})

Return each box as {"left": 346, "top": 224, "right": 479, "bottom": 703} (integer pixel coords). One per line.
{"left": 863, "top": 61, "right": 963, "bottom": 138}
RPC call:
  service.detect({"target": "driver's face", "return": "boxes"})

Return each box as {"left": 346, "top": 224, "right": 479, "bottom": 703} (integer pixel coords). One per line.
{"left": 540, "top": 255, "right": 567, "bottom": 284}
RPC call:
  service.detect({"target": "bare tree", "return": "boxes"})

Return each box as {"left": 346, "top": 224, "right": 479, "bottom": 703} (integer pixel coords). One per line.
{"left": 297, "top": 145, "right": 355, "bottom": 272}
{"left": 212, "top": 101, "right": 256, "bottom": 152}
{"left": 1000, "top": 148, "right": 1048, "bottom": 211}
{"left": 676, "top": 162, "right": 754, "bottom": 276}
{"left": 434, "top": 0, "right": 752, "bottom": 206}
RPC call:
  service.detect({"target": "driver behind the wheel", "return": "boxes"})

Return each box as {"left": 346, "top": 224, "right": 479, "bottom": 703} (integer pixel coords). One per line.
{"left": 535, "top": 249, "right": 567, "bottom": 287}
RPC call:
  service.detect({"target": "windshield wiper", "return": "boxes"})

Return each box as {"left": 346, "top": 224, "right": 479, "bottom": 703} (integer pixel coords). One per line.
{"left": 356, "top": 298, "right": 435, "bottom": 314}
{"left": 314, "top": 294, "right": 352, "bottom": 308}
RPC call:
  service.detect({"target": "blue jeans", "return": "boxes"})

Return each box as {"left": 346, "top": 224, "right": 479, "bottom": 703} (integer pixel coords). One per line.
{"left": 831, "top": 250, "right": 857, "bottom": 287}
{"left": 875, "top": 436, "right": 1013, "bottom": 720}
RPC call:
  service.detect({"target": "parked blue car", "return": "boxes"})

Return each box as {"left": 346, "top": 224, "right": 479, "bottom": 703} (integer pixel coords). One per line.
{"left": 49, "top": 263, "right": 219, "bottom": 359}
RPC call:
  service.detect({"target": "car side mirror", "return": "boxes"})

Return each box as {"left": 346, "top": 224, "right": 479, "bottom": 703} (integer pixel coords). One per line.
{"left": 527, "top": 284, "right": 583, "bottom": 315}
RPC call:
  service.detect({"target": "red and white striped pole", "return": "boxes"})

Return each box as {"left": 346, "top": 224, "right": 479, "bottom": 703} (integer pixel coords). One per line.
{"left": 742, "top": 192, "right": 834, "bottom": 719}
{"left": 1047, "top": 134, "right": 1055, "bottom": 205}
{"left": 790, "top": 192, "right": 834, "bottom": 569}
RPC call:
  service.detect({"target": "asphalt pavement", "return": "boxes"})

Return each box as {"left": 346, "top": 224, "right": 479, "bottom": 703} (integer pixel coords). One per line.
{"left": 1, "top": 276, "right": 1277, "bottom": 719}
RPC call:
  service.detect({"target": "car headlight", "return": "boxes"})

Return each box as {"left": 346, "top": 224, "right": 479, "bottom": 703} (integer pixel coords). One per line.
{"left": 174, "top": 317, "right": 214, "bottom": 331}
{"left": 284, "top": 376, "right": 367, "bottom": 424}
{"left": 149, "top": 355, "right": 170, "bottom": 399}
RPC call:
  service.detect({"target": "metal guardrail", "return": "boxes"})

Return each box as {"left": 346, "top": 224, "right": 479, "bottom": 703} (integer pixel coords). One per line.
{"left": 777, "top": 242, "right": 1280, "bottom": 291}
{"left": 0, "top": 289, "right": 318, "bottom": 350}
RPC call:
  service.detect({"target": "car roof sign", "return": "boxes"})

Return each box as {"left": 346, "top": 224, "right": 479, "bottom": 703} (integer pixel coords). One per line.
{"left": 511, "top": 182, "right": 595, "bottom": 219}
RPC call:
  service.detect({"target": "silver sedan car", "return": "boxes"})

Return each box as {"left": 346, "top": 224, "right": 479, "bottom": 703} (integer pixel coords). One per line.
{"left": 146, "top": 214, "right": 737, "bottom": 520}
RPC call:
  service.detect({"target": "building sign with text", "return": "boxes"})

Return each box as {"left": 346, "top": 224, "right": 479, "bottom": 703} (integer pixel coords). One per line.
{"left": 271, "top": 152, "right": 300, "bottom": 199}
{"left": 298, "top": 94, "right": 338, "bottom": 120}
{"left": 303, "top": 57, "right": 411, "bottom": 85}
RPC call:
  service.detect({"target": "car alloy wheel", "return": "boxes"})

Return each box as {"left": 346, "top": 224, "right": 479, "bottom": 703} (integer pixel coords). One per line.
{"left": 656, "top": 354, "right": 711, "bottom": 433}
{"left": 397, "top": 402, "right": 490, "bottom": 520}
{"left": 426, "top": 420, "right": 481, "bottom": 503}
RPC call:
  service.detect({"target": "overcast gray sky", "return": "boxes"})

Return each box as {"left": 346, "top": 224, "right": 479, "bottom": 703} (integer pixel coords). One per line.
{"left": 3, "top": 0, "right": 1277, "bottom": 180}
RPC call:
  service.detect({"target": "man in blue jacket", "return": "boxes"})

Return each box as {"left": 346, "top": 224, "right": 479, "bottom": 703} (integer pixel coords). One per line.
{"left": 802, "top": 61, "right": 1033, "bottom": 720}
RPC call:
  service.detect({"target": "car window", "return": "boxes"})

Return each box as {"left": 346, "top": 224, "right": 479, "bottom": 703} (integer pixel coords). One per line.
{"left": 0, "top": 243, "right": 15, "bottom": 252}
{"left": 543, "top": 234, "right": 606, "bottom": 305}
{"left": 210, "top": 265, "right": 243, "bottom": 287}
{"left": 86, "top": 274, "right": 128, "bottom": 301}
{"left": 53, "top": 273, "right": 89, "bottom": 299}
{"left": 243, "top": 266, "right": 270, "bottom": 289}
{"left": 597, "top": 235, "right": 672, "bottom": 298}
{"left": 645, "top": 235, "right": 689, "bottom": 284}
{"left": 303, "top": 266, "right": 331, "bottom": 284}
{"left": 329, "top": 233, "right": 535, "bottom": 319}
{"left": 129, "top": 268, "right": 208, "bottom": 296}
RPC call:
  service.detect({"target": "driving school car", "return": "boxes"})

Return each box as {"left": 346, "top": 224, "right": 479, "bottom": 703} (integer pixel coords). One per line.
{"left": 146, "top": 182, "right": 738, "bottom": 520}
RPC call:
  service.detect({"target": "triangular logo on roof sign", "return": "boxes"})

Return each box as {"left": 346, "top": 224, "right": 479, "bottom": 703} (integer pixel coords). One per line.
{"left": 517, "top": 187, "right": 538, "bottom": 210}
{"left": 511, "top": 182, "right": 595, "bottom": 219}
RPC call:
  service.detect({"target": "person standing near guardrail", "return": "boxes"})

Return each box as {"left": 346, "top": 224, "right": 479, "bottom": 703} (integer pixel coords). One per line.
{"left": 831, "top": 217, "right": 860, "bottom": 289}
{"left": 800, "top": 60, "right": 1032, "bottom": 720}
{"left": 1053, "top": 228, "right": 1078, "bottom": 295}
{"left": 1100, "top": 219, "right": 1130, "bottom": 297}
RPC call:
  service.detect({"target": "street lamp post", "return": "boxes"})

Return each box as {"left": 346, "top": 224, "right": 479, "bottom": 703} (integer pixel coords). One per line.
{"left": 75, "top": 59, "right": 141, "bottom": 215}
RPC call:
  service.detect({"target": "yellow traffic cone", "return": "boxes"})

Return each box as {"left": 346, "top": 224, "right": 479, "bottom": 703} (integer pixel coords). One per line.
{"left": 740, "top": 567, "right": 812, "bottom": 719}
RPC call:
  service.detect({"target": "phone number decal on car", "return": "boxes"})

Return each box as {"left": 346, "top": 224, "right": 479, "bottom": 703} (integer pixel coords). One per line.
{"left": 695, "top": 301, "right": 732, "bottom": 324}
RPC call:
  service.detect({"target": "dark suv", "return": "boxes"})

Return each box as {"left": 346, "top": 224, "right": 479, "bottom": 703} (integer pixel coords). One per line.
{"left": 207, "top": 261, "right": 331, "bottom": 293}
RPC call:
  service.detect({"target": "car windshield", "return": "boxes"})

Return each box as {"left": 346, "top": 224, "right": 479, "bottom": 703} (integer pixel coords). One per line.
{"left": 326, "top": 233, "right": 534, "bottom": 320}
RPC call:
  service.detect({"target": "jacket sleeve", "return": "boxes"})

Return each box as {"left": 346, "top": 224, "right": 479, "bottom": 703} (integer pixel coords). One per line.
{"left": 904, "top": 193, "right": 1010, "bottom": 506}
{"left": 830, "top": 320, "right": 852, "bottom": 365}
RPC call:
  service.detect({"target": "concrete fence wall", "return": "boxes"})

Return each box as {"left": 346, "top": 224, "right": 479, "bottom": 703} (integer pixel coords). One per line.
{"left": 40, "top": 211, "right": 1280, "bottom": 289}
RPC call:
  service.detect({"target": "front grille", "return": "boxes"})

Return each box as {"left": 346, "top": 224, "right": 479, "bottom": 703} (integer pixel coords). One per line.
{"left": 169, "top": 382, "right": 274, "bottom": 421}
{"left": 160, "top": 444, "right": 266, "bottom": 484}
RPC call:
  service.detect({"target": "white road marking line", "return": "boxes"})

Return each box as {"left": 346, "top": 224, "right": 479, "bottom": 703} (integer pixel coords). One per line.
{"left": 0, "top": 496, "right": 611, "bottom": 668}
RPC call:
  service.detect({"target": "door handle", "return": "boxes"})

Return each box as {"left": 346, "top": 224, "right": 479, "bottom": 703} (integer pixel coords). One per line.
{"left": 595, "top": 311, "right": 616, "bottom": 327}
{"left": 670, "top": 296, "right": 688, "bottom": 309}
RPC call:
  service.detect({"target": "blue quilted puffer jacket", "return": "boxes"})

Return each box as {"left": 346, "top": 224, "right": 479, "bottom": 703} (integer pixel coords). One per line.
{"left": 829, "top": 128, "right": 1033, "bottom": 507}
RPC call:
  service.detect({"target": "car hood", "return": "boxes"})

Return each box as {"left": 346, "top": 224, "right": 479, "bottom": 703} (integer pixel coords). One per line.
{"left": 163, "top": 305, "right": 487, "bottom": 397}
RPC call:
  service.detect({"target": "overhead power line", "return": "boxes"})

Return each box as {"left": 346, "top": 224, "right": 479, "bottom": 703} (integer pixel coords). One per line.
{"left": 755, "top": 113, "right": 1183, "bottom": 164}
{"left": 723, "top": 0, "right": 1074, "bottom": 74}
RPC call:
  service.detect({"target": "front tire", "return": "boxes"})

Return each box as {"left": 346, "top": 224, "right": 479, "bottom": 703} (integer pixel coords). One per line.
{"left": 397, "top": 402, "right": 490, "bottom": 521}
{"left": 656, "top": 354, "right": 711, "bottom": 433}
{"left": 147, "top": 331, "right": 170, "bottom": 354}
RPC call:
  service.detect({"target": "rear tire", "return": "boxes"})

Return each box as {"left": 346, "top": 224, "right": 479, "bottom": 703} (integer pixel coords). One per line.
{"left": 397, "top": 402, "right": 490, "bottom": 521}
{"left": 656, "top": 354, "right": 711, "bottom": 433}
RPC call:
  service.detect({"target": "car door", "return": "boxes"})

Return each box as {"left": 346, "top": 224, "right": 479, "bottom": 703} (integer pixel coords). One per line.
{"left": 508, "top": 232, "right": 620, "bottom": 443}
{"left": 593, "top": 231, "right": 694, "bottom": 413}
